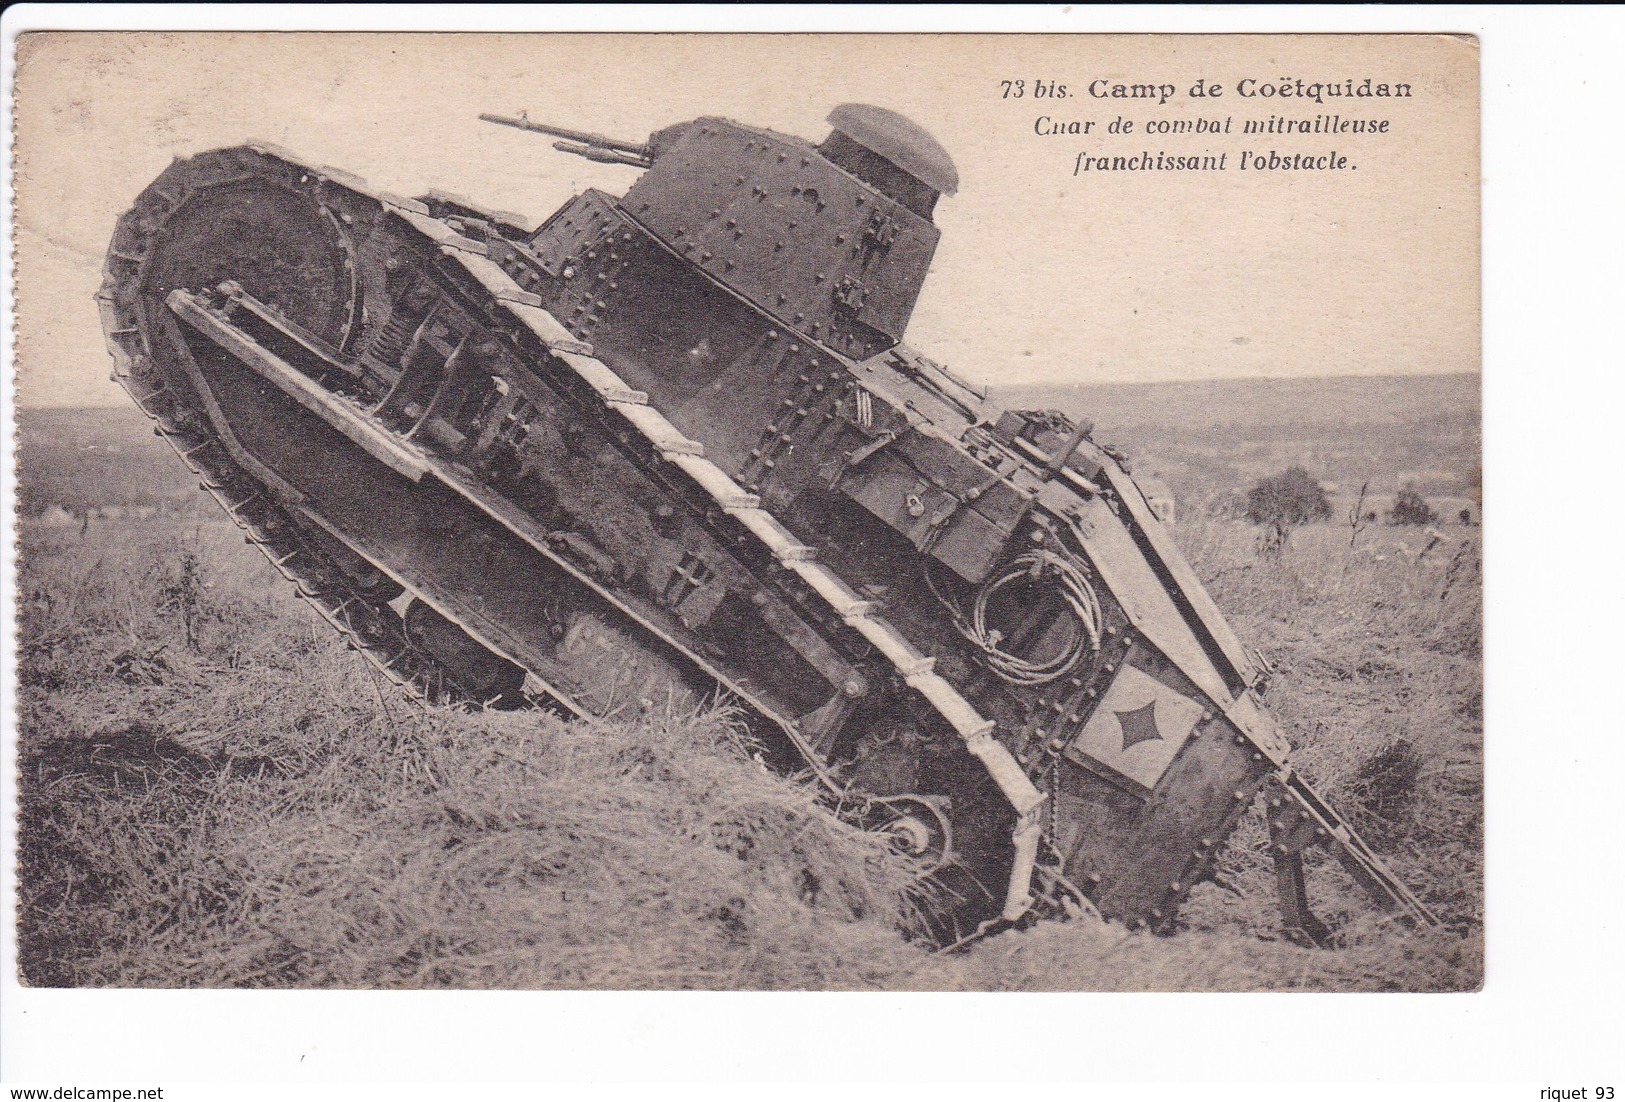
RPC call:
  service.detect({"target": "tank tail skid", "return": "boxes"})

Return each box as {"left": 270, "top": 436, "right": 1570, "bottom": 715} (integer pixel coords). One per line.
{"left": 1266, "top": 769, "right": 1440, "bottom": 945}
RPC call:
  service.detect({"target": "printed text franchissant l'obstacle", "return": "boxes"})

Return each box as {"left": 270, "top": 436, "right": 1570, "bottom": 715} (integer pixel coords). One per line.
{"left": 1072, "top": 150, "right": 1355, "bottom": 174}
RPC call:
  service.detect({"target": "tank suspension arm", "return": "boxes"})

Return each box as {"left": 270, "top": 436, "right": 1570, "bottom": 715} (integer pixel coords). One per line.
{"left": 479, "top": 113, "right": 653, "bottom": 166}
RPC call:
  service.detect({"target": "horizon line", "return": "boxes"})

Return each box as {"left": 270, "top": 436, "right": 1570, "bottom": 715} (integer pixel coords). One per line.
{"left": 11, "top": 367, "right": 1486, "bottom": 413}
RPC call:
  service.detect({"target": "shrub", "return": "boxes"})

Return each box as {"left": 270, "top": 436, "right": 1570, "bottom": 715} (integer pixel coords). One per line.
{"left": 1244, "top": 466, "right": 1332, "bottom": 529}
{"left": 1244, "top": 466, "right": 1331, "bottom": 553}
{"left": 1391, "top": 487, "right": 1435, "bottom": 526}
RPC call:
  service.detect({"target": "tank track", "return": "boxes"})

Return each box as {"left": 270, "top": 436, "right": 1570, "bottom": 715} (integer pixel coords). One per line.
{"left": 97, "top": 143, "right": 1055, "bottom": 931}
{"left": 96, "top": 328, "right": 558, "bottom": 712}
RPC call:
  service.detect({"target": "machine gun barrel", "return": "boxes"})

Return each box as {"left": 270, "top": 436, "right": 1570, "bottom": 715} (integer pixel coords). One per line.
{"left": 551, "top": 140, "right": 652, "bottom": 168}
{"left": 479, "top": 113, "right": 652, "bottom": 165}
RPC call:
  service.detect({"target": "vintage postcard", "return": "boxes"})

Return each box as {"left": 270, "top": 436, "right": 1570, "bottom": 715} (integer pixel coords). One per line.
{"left": 7, "top": 31, "right": 1480, "bottom": 1000}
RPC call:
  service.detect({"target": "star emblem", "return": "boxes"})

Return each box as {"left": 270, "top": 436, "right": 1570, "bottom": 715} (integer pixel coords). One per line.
{"left": 1114, "top": 700, "right": 1163, "bottom": 751}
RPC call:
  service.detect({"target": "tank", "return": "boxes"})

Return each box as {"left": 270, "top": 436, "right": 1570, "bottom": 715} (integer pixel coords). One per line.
{"left": 96, "top": 103, "right": 1437, "bottom": 945}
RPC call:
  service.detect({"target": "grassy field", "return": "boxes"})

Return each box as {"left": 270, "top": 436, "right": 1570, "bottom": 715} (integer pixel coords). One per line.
{"left": 13, "top": 510, "right": 1482, "bottom": 991}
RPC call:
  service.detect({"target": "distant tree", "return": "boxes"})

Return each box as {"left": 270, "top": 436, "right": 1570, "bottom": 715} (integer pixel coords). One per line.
{"left": 1245, "top": 466, "right": 1332, "bottom": 554}
{"left": 1390, "top": 487, "right": 1435, "bottom": 526}
{"left": 1245, "top": 466, "right": 1332, "bottom": 528}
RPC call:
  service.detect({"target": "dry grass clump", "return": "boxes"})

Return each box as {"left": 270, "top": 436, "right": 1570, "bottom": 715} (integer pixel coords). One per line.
{"left": 16, "top": 521, "right": 926, "bottom": 989}
{"left": 15, "top": 512, "right": 1483, "bottom": 991}
{"left": 920, "top": 914, "right": 1481, "bottom": 992}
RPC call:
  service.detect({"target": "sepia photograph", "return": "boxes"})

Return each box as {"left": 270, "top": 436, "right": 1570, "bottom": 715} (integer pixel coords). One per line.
{"left": 8, "top": 29, "right": 1482, "bottom": 1001}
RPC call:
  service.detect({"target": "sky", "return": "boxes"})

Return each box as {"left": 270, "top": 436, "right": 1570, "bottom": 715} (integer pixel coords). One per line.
{"left": 12, "top": 32, "right": 1479, "bottom": 407}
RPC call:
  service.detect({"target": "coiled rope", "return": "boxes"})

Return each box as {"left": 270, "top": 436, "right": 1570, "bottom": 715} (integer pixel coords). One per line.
{"left": 930, "top": 550, "right": 1104, "bottom": 686}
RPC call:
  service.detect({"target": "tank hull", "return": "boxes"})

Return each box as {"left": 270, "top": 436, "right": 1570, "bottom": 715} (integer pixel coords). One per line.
{"left": 98, "top": 137, "right": 1436, "bottom": 941}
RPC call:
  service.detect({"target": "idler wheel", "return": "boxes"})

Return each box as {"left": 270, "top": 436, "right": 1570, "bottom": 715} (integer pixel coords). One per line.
{"left": 138, "top": 175, "right": 357, "bottom": 350}
{"left": 403, "top": 599, "right": 526, "bottom": 704}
